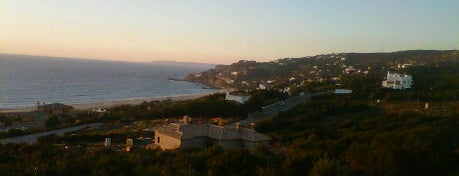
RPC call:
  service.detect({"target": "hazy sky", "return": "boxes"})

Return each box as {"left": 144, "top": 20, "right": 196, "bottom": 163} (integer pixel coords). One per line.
{"left": 1, "top": 0, "right": 458, "bottom": 64}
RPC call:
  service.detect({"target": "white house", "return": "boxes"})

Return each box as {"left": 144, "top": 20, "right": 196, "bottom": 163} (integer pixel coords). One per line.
{"left": 225, "top": 92, "right": 251, "bottom": 104}
{"left": 259, "top": 83, "right": 267, "bottom": 90}
{"left": 345, "top": 66, "right": 357, "bottom": 74}
{"left": 382, "top": 72, "right": 413, "bottom": 89}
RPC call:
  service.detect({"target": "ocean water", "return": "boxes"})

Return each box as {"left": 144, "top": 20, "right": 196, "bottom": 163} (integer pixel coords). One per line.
{"left": 0, "top": 54, "right": 216, "bottom": 109}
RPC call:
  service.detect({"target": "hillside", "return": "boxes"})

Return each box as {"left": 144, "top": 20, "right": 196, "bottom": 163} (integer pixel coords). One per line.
{"left": 2, "top": 95, "right": 458, "bottom": 175}
{"left": 254, "top": 95, "right": 459, "bottom": 175}
{"left": 185, "top": 50, "right": 459, "bottom": 92}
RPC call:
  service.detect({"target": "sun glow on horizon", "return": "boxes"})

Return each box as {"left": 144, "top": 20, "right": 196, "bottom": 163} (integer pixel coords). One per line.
{"left": 1, "top": 0, "right": 458, "bottom": 64}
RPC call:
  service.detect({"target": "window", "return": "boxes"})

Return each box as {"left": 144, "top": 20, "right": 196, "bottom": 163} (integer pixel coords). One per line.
{"left": 157, "top": 137, "right": 160, "bottom": 143}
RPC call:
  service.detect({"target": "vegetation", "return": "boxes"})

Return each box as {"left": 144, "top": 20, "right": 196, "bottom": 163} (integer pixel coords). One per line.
{"left": 2, "top": 94, "right": 458, "bottom": 175}
{"left": 257, "top": 96, "right": 459, "bottom": 175}
{"left": 338, "top": 64, "right": 459, "bottom": 101}
{"left": 84, "top": 91, "right": 286, "bottom": 123}
{"left": 2, "top": 50, "right": 459, "bottom": 175}
{"left": 45, "top": 116, "right": 61, "bottom": 129}
{"left": 185, "top": 50, "right": 459, "bottom": 90}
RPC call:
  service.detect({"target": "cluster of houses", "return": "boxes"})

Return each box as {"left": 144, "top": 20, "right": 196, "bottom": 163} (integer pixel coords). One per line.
{"left": 205, "top": 54, "right": 375, "bottom": 94}
{"left": 2, "top": 58, "right": 415, "bottom": 151}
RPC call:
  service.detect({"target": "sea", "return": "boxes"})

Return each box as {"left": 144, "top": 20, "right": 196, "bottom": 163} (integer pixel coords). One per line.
{"left": 0, "top": 54, "right": 217, "bottom": 109}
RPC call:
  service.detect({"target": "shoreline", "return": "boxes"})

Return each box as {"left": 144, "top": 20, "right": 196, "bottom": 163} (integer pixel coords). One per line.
{"left": 0, "top": 91, "right": 226, "bottom": 113}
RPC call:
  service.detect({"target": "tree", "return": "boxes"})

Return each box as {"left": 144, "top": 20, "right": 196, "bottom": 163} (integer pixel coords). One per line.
{"left": 45, "top": 116, "right": 61, "bottom": 129}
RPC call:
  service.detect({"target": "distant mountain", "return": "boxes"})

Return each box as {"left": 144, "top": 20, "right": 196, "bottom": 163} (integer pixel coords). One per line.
{"left": 150, "top": 60, "right": 217, "bottom": 69}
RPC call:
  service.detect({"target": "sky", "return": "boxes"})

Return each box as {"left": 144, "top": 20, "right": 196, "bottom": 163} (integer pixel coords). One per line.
{"left": 1, "top": 0, "right": 458, "bottom": 64}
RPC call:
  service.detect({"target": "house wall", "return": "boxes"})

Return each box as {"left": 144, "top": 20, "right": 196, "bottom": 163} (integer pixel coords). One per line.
{"left": 181, "top": 137, "right": 209, "bottom": 148}
{"left": 243, "top": 140, "right": 269, "bottom": 150}
{"left": 218, "top": 140, "right": 269, "bottom": 150}
{"left": 155, "top": 131, "right": 181, "bottom": 150}
{"left": 218, "top": 140, "right": 243, "bottom": 149}
{"left": 156, "top": 134, "right": 270, "bottom": 150}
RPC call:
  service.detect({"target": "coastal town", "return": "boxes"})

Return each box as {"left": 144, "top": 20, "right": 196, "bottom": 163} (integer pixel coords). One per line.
{"left": 1, "top": 50, "right": 457, "bottom": 150}
{"left": 1, "top": 50, "right": 459, "bottom": 175}
{"left": 2, "top": 0, "right": 459, "bottom": 174}
{"left": 184, "top": 52, "right": 424, "bottom": 92}
{"left": 0, "top": 51, "right": 416, "bottom": 136}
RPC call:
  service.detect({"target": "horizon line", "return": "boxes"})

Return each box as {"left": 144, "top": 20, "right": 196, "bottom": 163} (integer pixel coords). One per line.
{"left": 2, "top": 49, "right": 458, "bottom": 65}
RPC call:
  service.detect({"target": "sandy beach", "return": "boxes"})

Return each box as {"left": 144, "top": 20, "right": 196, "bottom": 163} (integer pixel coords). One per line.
{"left": 0, "top": 91, "right": 224, "bottom": 113}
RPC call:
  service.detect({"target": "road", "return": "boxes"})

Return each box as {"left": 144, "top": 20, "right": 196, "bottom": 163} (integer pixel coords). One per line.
{"left": 226, "top": 91, "right": 331, "bottom": 127}
{"left": 0, "top": 123, "right": 102, "bottom": 144}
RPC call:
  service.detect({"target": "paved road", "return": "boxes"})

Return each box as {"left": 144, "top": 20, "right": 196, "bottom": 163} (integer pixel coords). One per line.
{"left": 0, "top": 123, "right": 102, "bottom": 144}
{"left": 227, "top": 91, "right": 331, "bottom": 127}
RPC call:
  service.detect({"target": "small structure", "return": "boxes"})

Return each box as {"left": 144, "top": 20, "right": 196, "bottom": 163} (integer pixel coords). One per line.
{"left": 279, "top": 87, "right": 291, "bottom": 95}
{"left": 258, "top": 83, "right": 268, "bottom": 90}
{"left": 345, "top": 66, "right": 357, "bottom": 74}
{"left": 104, "top": 138, "right": 112, "bottom": 147}
{"left": 154, "top": 117, "right": 270, "bottom": 150}
{"left": 382, "top": 72, "right": 413, "bottom": 89}
{"left": 126, "top": 138, "right": 134, "bottom": 152}
{"left": 38, "top": 103, "right": 74, "bottom": 115}
{"left": 126, "top": 138, "right": 134, "bottom": 146}
{"left": 333, "top": 89, "right": 352, "bottom": 94}
{"left": 225, "top": 92, "right": 251, "bottom": 104}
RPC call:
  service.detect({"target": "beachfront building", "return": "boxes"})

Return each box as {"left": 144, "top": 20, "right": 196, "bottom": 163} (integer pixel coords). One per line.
{"left": 154, "top": 117, "right": 270, "bottom": 150}
{"left": 225, "top": 92, "right": 251, "bottom": 104}
{"left": 382, "top": 72, "right": 413, "bottom": 90}
{"left": 38, "top": 103, "right": 74, "bottom": 115}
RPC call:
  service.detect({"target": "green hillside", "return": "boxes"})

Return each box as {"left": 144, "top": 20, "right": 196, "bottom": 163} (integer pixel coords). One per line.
{"left": 185, "top": 50, "right": 459, "bottom": 92}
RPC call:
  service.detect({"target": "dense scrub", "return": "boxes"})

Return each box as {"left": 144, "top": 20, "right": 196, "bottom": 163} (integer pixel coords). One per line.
{"left": 2, "top": 96, "right": 459, "bottom": 176}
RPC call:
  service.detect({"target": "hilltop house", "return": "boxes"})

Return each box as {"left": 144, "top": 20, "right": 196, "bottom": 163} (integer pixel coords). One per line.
{"left": 225, "top": 92, "right": 251, "bottom": 104}
{"left": 382, "top": 72, "right": 413, "bottom": 89}
{"left": 154, "top": 117, "right": 270, "bottom": 150}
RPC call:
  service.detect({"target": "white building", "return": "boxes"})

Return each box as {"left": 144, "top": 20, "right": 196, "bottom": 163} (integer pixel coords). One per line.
{"left": 382, "top": 72, "right": 413, "bottom": 89}
{"left": 259, "top": 83, "right": 267, "bottom": 90}
{"left": 334, "top": 89, "right": 352, "bottom": 94}
{"left": 345, "top": 66, "right": 357, "bottom": 74}
{"left": 225, "top": 92, "right": 251, "bottom": 104}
